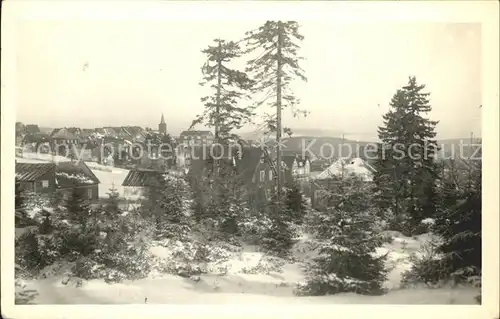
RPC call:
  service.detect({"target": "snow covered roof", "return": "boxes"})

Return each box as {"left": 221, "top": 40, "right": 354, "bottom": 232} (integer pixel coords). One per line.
{"left": 122, "top": 169, "right": 166, "bottom": 187}
{"left": 314, "top": 157, "right": 375, "bottom": 181}
{"left": 51, "top": 128, "right": 80, "bottom": 140}
{"left": 55, "top": 161, "right": 100, "bottom": 188}
{"left": 15, "top": 163, "right": 55, "bottom": 182}
{"left": 16, "top": 161, "right": 100, "bottom": 187}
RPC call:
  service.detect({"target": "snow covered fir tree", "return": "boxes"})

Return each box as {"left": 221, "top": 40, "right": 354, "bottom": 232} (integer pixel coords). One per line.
{"left": 298, "top": 175, "right": 388, "bottom": 296}
{"left": 373, "top": 76, "right": 441, "bottom": 236}
{"left": 12, "top": 20, "right": 486, "bottom": 306}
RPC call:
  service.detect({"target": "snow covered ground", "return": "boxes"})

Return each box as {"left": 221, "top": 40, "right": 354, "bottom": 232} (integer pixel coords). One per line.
{"left": 14, "top": 152, "right": 479, "bottom": 304}
{"left": 16, "top": 152, "right": 69, "bottom": 163}
{"left": 17, "top": 231, "right": 479, "bottom": 304}
{"left": 21, "top": 276, "right": 477, "bottom": 304}
{"left": 84, "top": 162, "right": 129, "bottom": 198}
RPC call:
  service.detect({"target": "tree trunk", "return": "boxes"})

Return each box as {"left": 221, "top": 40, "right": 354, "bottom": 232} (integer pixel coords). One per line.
{"left": 276, "top": 22, "right": 284, "bottom": 205}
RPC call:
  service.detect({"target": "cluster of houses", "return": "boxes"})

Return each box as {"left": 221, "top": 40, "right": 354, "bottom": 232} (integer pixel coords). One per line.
{"left": 16, "top": 115, "right": 215, "bottom": 170}
{"left": 15, "top": 115, "right": 377, "bottom": 210}
{"left": 120, "top": 141, "right": 376, "bottom": 211}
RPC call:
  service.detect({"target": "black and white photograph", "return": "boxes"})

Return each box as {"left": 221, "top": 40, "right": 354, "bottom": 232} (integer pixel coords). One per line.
{"left": 2, "top": 1, "right": 499, "bottom": 318}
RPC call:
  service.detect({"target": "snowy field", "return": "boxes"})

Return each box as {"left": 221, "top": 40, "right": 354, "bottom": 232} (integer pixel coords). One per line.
{"left": 16, "top": 152, "right": 69, "bottom": 163}
{"left": 20, "top": 276, "right": 477, "bottom": 304}
{"left": 84, "top": 162, "right": 129, "bottom": 198}
{"left": 16, "top": 231, "right": 479, "bottom": 304}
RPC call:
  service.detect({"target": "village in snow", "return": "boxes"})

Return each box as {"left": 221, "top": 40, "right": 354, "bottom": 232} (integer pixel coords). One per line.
{"left": 8, "top": 14, "right": 487, "bottom": 310}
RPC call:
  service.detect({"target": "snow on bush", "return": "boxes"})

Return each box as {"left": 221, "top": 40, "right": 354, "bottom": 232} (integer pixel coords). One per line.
{"left": 237, "top": 214, "right": 273, "bottom": 245}
{"left": 149, "top": 239, "right": 234, "bottom": 277}
{"left": 148, "top": 237, "right": 290, "bottom": 278}
{"left": 16, "top": 205, "right": 158, "bottom": 284}
{"left": 22, "top": 193, "right": 52, "bottom": 219}
{"left": 421, "top": 218, "right": 435, "bottom": 226}
{"left": 15, "top": 229, "right": 61, "bottom": 275}
{"left": 240, "top": 255, "right": 285, "bottom": 275}
{"left": 400, "top": 239, "right": 451, "bottom": 288}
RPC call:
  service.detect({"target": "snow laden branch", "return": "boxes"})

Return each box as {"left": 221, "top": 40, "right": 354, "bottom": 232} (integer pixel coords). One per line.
{"left": 243, "top": 21, "right": 309, "bottom": 136}
{"left": 191, "top": 38, "right": 255, "bottom": 143}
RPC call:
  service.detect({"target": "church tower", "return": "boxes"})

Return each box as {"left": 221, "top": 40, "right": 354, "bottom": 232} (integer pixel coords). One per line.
{"left": 158, "top": 113, "right": 167, "bottom": 135}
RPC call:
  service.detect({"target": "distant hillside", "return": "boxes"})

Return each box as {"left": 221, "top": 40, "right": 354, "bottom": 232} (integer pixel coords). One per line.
{"left": 258, "top": 136, "right": 376, "bottom": 161}
{"left": 246, "top": 133, "right": 481, "bottom": 162}
{"left": 238, "top": 128, "right": 376, "bottom": 142}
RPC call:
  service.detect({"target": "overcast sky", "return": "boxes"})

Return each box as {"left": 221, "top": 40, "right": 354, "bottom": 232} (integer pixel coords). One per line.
{"left": 15, "top": 21, "right": 481, "bottom": 140}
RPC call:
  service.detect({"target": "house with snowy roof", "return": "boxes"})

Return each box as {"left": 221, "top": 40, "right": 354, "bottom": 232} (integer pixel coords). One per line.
{"left": 314, "top": 157, "right": 376, "bottom": 181}
{"left": 15, "top": 163, "right": 57, "bottom": 196}
{"left": 121, "top": 168, "right": 187, "bottom": 202}
{"left": 49, "top": 128, "right": 85, "bottom": 158}
{"left": 66, "top": 127, "right": 83, "bottom": 136}
{"left": 50, "top": 128, "right": 81, "bottom": 144}
{"left": 50, "top": 128, "right": 82, "bottom": 149}
{"left": 121, "top": 169, "right": 167, "bottom": 200}
{"left": 15, "top": 161, "right": 100, "bottom": 201}
{"left": 310, "top": 157, "right": 376, "bottom": 209}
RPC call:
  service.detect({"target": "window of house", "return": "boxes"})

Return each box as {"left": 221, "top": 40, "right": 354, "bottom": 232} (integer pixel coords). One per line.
{"left": 269, "top": 170, "right": 273, "bottom": 181}
{"left": 23, "top": 182, "right": 33, "bottom": 192}
{"left": 87, "top": 188, "right": 92, "bottom": 199}
{"left": 41, "top": 180, "right": 49, "bottom": 188}
{"left": 260, "top": 170, "right": 265, "bottom": 182}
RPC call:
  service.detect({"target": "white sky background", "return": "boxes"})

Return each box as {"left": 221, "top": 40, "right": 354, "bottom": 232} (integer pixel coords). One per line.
{"left": 15, "top": 21, "right": 481, "bottom": 140}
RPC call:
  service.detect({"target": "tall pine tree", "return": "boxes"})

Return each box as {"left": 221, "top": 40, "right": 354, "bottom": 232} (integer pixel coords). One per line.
{"left": 191, "top": 39, "right": 254, "bottom": 144}
{"left": 243, "top": 21, "right": 308, "bottom": 201}
{"left": 373, "top": 76, "right": 440, "bottom": 235}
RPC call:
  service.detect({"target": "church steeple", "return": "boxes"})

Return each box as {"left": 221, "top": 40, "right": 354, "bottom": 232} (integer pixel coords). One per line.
{"left": 159, "top": 113, "right": 167, "bottom": 135}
